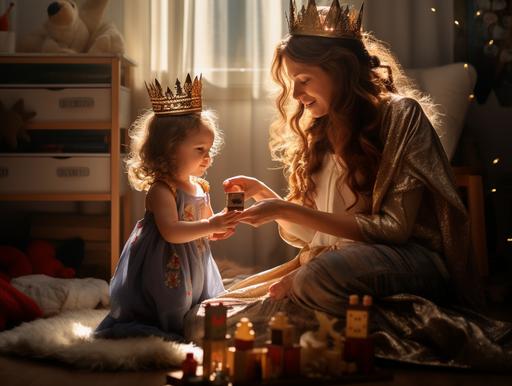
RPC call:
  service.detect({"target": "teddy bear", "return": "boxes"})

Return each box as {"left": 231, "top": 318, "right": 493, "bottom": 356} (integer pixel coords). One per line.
{"left": 19, "top": 0, "right": 124, "bottom": 55}
{"left": 0, "top": 99, "right": 35, "bottom": 151}
{"left": 0, "top": 241, "right": 76, "bottom": 330}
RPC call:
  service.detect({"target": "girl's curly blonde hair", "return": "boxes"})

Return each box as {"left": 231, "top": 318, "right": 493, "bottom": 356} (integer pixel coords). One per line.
{"left": 126, "top": 110, "right": 223, "bottom": 191}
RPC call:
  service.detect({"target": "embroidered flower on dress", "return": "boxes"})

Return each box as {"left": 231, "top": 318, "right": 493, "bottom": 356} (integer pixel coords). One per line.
{"left": 165, "top": 253, "right": 182, "bottom": 288}
{"left": 183, "top": 204, "right": 195, "bottom": 221}
{"left": 165, "top": 271, "right": 181, "bottom": 288}
{"left": 168, "top": 254, "right": 180, "bottom": 269}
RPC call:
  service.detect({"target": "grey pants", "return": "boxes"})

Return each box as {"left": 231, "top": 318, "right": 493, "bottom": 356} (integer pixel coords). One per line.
{"left": 289, "top": 242, "right": 449, "bottom": 317}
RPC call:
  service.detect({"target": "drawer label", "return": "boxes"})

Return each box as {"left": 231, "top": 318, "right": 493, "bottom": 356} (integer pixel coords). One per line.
{"left": 57, "top": 167, "right": 90, "bottom": 178}
{"left": 59, "top": 97, "right": 95, "bottom": 109}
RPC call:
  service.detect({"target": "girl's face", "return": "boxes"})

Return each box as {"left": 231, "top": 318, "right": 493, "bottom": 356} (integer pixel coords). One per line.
{"left": 175, "top": 123, "right": 215, "bottom": 178}
{"left": 283, "top": 55, "right": 334, "bottom": 118}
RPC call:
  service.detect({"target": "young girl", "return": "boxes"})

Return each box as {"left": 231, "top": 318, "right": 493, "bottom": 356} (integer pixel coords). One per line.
{"left": 95, "top": 77, "right": 240, "bottom": 340}
{"left": 222, "top": 1, "right": 483, "bottom": 310}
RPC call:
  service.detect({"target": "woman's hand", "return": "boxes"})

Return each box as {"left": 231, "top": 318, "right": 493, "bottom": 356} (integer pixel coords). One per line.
{"left": 208, "top": 209, "right": 241, "bottom": 233}
{"left": 238, "top": 198, "right": 286, "bottom": 227}
{"left": 223, "top": 175, "right": 276, "bottom": 201}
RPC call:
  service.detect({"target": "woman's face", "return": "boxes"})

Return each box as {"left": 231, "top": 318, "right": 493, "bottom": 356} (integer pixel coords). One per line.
{"left": 283, "top": 55, "right": 334, "bottom": 118}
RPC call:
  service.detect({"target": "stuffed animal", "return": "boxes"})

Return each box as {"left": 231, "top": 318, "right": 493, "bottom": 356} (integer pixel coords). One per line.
{"left": 0, "top": 241, "right": 76, "bottom": 330}
{"left": 0, "top": 246, "right": 33, "bottom": 279}
{"left": 0, "top": 279, "right": 43, "bottom": 331}
{"left": 0, "top": 99, "right": 35, "bottom": 150}
{"left": 0, "top": 246, "right": 40, "bottom": 330}
{"left": 19, "top": 0, "right": 124, "bottom": 55}
{"left": 25, "top": 240, "right": 75, "bottom": 279}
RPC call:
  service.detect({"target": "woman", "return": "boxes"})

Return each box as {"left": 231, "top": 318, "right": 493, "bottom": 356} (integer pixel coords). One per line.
{"left": 222, "top": 1, "right": 483, "bottom": 312}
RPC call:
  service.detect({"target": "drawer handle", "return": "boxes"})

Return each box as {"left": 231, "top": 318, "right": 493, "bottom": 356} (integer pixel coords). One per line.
{"left": 56, "top": 167, "right": 90, "bottom": 178}
{"left": 0, "top": 166, "right": 8, "bottom": 178}
{"left": 59, "top": 97, "right": 95, "bottom": 109}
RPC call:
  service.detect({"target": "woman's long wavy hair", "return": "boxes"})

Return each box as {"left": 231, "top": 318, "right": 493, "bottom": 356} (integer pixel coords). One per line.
{"left": 270, "top": 31, "right": 440, "bottom": 208}
{"left": 126, "top": 110, "right": 222, "bottom": 191}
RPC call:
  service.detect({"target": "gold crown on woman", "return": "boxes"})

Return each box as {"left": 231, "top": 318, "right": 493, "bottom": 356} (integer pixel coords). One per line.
{"left": 287, "top": 0, "right": 364, "bottom": 39}
{"left": 145, "top": 74, "right": 202, "bottom": 116}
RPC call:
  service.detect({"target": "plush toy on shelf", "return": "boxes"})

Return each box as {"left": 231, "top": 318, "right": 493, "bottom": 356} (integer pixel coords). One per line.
{"left": 19, "top": 0, "right": 124, "bottom": 55}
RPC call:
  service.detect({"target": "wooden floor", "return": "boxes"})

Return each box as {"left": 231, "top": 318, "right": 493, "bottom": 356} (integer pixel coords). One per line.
{"left": 1, "top": 355, "right": 512, "bottom": 386}
{"left": 1, "top": 302, "right": 511, "bottom": 386}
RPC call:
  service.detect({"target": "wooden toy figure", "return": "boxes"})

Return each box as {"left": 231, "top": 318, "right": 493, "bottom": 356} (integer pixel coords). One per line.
{"left": 226, "top": 191, "right": 244, "bottom": 211}
{"left": 230, "top": 317, "right": 256, "bottom": 383}
{"left": 234, "top": 317, "right": 255, "bottom": 349}
{"left": 182, "top": 352, "right": 198, "bottom": 377}
{"left": 343, "top": 294, "right": 374, "bottom": 374}
{"left": 180, "top": 352, "right": 205, "bottom": 385}
{"left": 266, "top": 312, "right": 300, "bottom": 378}
{"left": 203, "top": 303, "right": 229, "bottom": 379}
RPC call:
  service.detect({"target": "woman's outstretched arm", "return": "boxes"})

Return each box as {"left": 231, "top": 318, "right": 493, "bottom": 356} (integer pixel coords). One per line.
{"left": 239, "top": 198, "right": 364, "bottom": 241}
{"left": 238, "top": 184, "right": 424, "bottom": 244}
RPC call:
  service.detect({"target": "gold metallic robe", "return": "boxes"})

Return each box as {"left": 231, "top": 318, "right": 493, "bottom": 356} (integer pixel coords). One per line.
{"left": 219, "top": 95, "right": 484, "bottom": 308}
{"left": 354, "top": 95, "right": 483, "bottom": 307}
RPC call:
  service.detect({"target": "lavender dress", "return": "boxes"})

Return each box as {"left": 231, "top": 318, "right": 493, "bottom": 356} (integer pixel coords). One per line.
{"left": 95, "top": 182, "right": 224, "bottom": 340}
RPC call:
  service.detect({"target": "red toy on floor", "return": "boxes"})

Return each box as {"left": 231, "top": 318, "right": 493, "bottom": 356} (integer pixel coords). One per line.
{"left": 0, "top": 240, "right": 75, "bottom": 331}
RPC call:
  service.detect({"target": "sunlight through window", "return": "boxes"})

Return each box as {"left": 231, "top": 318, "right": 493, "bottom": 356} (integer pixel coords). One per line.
{"left": 150, "top": 0, "right": 169, "bottom": 73}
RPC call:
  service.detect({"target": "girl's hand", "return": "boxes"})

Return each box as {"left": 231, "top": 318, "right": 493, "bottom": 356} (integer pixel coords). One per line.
{"left": 238, "top": 198, "right": 285, "bottom": 227}
{"left": 223, "top": 175, "right": 266, "bottom": 201}
{"left": 208, "top": 209, "right": 241, "bottom": 233}
{"left": 209, "top": 228, "right": 235, "bottom": 241}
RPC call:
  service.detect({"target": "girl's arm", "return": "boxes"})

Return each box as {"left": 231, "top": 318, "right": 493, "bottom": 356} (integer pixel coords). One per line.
{"left": 148, "top": 183, "right": 239, "bottom": 244}
{"left": 202, "top": 196, "right": 236, "bottom": 241}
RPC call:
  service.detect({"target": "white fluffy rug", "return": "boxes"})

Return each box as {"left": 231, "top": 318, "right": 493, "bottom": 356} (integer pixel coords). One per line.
{"left": 0, "top": 309, "right": 202, "bottom": 370}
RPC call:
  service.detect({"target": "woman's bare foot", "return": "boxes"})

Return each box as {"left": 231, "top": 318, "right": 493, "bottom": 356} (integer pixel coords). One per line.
{"left": 269, "top": 270, "right": 298, "bottom": 300}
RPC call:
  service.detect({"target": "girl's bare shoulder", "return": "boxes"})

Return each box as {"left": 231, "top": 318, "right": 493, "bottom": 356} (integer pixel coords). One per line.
{"left": 146, "top": 181, "right": 177, "bottom": 209}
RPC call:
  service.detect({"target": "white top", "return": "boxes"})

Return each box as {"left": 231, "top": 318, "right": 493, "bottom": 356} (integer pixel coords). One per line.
{"left": 281, "top": 153, "right": 371, "bottom": 248}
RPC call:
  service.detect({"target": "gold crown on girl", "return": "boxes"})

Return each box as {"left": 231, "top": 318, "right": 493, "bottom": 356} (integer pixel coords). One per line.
{"left": 145, "top": 74, "right": 202, "bottom": 116}
{"left": 287, "top": 0, "right": 364, "bottom": 39}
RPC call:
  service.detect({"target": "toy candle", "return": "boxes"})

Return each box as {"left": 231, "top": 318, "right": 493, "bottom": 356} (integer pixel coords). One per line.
{"left": 234, "top": 317, "right": 255, "bottom": 350}
{"left": 229, "top": 317, "right": 256, "bottom": 383}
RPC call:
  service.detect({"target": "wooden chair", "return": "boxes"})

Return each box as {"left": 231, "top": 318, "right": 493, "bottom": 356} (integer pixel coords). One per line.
{"left": 453, "top": 166, "right": 488, "bottom": 278}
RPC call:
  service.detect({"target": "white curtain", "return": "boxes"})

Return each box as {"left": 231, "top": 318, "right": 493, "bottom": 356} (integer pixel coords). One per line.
{"left": 124, "top": 0, "right": 295, "bottom": 269}
{"left": 122, "top": 0, "right": 456, "bottom": 269}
